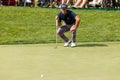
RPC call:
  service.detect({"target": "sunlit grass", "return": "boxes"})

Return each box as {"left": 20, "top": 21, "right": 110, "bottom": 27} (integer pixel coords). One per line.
{"left": 0, "top": 7, "right": 120, "bottom": 44}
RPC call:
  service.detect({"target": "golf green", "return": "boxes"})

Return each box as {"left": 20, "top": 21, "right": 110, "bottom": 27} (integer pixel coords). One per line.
{"left": 0, "top": 42, "right": 120, "bottom": 80}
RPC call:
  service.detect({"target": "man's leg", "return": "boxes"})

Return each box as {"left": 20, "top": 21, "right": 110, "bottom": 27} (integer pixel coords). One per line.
{"left": 71, "top": 30, "right": 76, "bottom": 42}
{"left": 57, "top": 25, "right": 70, "bottom": 42}
{"left": 71, "top": 30, "right": 77, "bottom": 47}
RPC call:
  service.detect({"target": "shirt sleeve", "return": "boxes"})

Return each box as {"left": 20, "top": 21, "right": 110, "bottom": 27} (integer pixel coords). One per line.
{"left": 70, "top": 11, "right": 77, "bottom": 18}
{"left": 57, "top": 13, "right": 62, "bottom": 22}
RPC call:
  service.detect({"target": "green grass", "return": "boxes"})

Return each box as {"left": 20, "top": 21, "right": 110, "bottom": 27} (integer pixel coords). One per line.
{"left": 0, "top": 42, "right": 120, "bottom": 80}
{"left": 0, "top": 7, "right": 120, "bottom": 44}
{"left": 0, "top": 7, "right": 120, "bottom": 80}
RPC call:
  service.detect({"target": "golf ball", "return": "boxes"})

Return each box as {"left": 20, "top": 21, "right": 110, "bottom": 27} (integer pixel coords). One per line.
{"left": 41, "top": 74, "right": 44, "bottom": 78}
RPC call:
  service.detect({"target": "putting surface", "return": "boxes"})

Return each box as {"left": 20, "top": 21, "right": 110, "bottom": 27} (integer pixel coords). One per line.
{"left": 0, "top": 42, "right": 120, "bottom": 80}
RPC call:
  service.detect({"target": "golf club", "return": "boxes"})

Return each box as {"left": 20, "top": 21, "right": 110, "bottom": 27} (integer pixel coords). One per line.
{"left": 54, "top": 19, "right": 58, "bottom": 49}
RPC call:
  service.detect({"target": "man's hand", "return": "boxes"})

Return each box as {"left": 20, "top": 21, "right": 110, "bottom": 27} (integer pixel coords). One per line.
{"left": 70, "top": 25, "right": 76, "bottom": 31}
{"left": 55, "top": 16, "right": 58, "bottom": 20}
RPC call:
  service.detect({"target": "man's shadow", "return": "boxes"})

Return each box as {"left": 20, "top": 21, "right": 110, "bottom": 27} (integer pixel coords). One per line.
{"left": 77, "top": 43, "right": 108, "bottom": 47}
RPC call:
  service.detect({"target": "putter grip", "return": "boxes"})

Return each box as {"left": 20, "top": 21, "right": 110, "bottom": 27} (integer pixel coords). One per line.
{"left": 56, "top": 20, "right": 58, "bottom": 27}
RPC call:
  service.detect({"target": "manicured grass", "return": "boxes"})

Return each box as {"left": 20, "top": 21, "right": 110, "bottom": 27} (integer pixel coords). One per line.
{"left": 0, "top": 7, "right": 120, "bottom": 44}
{"left": 0, "top": 42, "right": 120, "bottom": 80}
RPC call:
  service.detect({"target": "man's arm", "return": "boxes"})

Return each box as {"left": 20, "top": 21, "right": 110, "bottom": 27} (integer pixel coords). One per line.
{"left": 75, "top": 16, "right": 80, "bottom": 28}
{"left": 55, "top": 16, "right": 62, "bottom": 27}
{"left": 70, "top": 16, "right": 80, "bottom": 31}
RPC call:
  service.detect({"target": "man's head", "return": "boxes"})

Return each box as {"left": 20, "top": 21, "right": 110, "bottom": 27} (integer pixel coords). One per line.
{"left": 59, "top": 4, "right": 67, "bottom": 15}
{"left": 60, "top": 4, "right": 67, "bottom": 9}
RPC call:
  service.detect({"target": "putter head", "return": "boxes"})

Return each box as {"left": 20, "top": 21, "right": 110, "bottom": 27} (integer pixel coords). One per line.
{"left": 54, "top": 45, "right": 57, "bottom": 49}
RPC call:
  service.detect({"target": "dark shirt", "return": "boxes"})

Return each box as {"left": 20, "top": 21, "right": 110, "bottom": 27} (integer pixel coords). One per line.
{"left": 57, "top": 10, "right": 77, "bottom": 25}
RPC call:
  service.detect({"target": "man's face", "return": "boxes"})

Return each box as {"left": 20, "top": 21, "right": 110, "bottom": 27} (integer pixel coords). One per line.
{"left": 61, "top": 9, "right": 67, "bottom": 15}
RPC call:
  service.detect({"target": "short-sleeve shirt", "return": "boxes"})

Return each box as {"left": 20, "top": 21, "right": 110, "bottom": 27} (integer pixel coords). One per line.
{"left": 57, "top": 10, "right": 77, "bottom": 25}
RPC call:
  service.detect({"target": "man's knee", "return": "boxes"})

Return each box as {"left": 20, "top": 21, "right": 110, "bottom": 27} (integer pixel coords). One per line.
{"left": 57, "top": 28, "right": 62, "bottom": 35}
{"left": 71, "top": 30, "right": 76, "bottom": 35}
{"left": 56, "top": 25, "right": 67, "bottom": 35}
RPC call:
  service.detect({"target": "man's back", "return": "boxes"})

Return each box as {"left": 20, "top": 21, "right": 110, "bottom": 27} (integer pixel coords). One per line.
{"left": 58, "top": 10, "right": 77, "bottom": 25}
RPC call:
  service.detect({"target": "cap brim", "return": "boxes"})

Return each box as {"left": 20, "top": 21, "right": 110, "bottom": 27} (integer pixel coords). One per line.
{"left": 61, "top": 8, "right": 67, "bottom": 9}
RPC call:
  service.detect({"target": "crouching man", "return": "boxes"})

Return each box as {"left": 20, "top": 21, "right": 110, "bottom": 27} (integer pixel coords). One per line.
{"left": 56, "top": 4, "right": 80, "bottom": 47}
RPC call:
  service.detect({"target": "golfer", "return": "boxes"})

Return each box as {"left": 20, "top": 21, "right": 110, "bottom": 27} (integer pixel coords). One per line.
{"left": 56, "top": 4, "right": 80, "bottom": 47}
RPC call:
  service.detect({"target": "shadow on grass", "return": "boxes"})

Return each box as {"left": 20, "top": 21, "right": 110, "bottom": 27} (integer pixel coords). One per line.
{"left": 0, "top": 40, "right": 108, "bottom": 47}
{"left": 0, "top": 40, "right": 54, "bottom": 45}
{"left": 77, "top": 43, "right": 108, "bottom": 47}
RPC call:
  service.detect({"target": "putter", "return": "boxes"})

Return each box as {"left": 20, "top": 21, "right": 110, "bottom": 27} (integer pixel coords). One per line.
{"left": 54, "top": 19, "right": 58, "bottom": 49}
